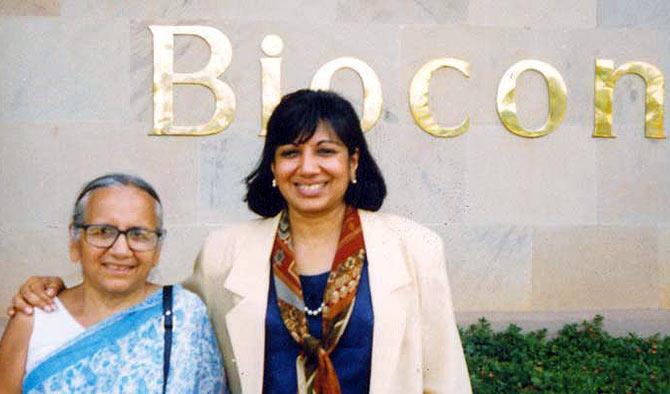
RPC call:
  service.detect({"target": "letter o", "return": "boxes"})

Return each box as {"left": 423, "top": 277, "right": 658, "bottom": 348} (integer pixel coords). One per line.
{"left": 496, "top": 60, "right": 567, "bottom": 138}
{"left": 311, "top": 57, "right": 383, "bottom": 132}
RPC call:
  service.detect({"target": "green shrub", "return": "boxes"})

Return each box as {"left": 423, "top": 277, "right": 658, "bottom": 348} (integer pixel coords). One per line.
{"left": 460, "top": 316, "right": 670, "bottom": 393}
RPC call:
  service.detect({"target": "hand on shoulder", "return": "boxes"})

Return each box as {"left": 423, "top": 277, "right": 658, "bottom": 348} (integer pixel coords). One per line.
{"left": 6, "top": 276, "right": 64, "bottom": 317}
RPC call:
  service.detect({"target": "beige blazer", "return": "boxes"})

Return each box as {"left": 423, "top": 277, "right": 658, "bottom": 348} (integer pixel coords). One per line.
{"left": 184, "top": 210, "right": 472, "bottom": 394}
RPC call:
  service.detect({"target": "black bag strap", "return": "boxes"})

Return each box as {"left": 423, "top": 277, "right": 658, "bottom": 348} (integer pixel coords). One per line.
{"left": 162, "top": 285, "right": 174, "bottom": 394}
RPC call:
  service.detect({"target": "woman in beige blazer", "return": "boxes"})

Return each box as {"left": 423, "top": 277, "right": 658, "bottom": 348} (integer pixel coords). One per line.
{"left": 185, "top": 90, "right": 471, "bottom": 393}
{"left": 10, "top": 90, "right": 471, "bottom": 394}
{"left": 185, "top": 209, "right": 470, "bottom": 393}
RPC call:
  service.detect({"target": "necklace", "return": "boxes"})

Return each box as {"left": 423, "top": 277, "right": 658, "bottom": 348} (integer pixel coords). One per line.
{"left": 303, "top": 302, "right": 325, "bottom": 316}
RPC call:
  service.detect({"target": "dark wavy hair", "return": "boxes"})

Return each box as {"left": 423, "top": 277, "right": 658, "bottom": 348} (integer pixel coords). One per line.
{"left": 245, "top": 89, "right": 386, "bottom": 217}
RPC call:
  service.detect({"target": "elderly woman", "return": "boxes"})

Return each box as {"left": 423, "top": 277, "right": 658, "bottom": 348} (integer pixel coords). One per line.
{"left": 0, "top": 174, "right": 224, "bottom": 393}
{"left": 9, "top": 90, "right": 471, "bottom": 393}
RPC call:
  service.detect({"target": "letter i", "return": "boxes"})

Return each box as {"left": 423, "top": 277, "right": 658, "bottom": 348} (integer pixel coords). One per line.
{"left": 260, "top": 34, "right": 284, "bottom": 136}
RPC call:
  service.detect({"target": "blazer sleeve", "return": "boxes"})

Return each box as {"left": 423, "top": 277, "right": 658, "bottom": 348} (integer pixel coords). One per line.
{"left": 415, "top": 230, "right": 472, "bottom": 393}
{"left": 182, "top": 228, "right": 233, "bottom": 308}
{"left": 183, "top": 242, "right": 207, "bottom": 303}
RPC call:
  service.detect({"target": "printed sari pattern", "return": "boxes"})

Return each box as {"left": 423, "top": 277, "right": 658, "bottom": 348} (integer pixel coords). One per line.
{"left": 23, "top": 285, "right": 224, "bottom": 394}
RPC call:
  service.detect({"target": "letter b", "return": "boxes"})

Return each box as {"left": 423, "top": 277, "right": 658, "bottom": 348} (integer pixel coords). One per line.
{"left": 149, "top": 25, "right": 236, "bottom": 136}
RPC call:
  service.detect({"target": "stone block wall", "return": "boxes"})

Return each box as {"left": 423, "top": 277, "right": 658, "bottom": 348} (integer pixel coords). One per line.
{"left": 1, "top": 0, "right": 669, "bottom": 334}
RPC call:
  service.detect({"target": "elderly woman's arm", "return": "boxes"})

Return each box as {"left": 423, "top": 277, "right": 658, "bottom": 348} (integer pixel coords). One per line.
{"left": 0, "top": 312, "right": 33, "bottom": 393}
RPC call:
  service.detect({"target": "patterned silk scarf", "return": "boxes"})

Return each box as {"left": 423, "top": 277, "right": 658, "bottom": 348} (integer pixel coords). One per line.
{"left": 271, "top": 206, "right": 366, "bottom": 394}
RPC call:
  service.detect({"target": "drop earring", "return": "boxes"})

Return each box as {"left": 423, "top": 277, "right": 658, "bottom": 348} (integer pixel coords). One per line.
{"left": 272, "top": 178, "right": 277, "bottom": 188}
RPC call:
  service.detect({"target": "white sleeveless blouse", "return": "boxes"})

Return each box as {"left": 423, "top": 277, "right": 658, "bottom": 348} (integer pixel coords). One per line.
{"left": 25, "top": 297, "right": 85, "bottom": 373}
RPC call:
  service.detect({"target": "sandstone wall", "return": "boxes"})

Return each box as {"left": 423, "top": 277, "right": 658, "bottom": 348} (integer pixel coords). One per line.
{"left": 1, "top": 0, "right": 669, "bottom": 333}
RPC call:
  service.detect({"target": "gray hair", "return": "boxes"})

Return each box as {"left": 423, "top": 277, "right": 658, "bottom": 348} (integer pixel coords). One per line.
{"left": 71, "top": 173, "right": 164, "bottom": 239}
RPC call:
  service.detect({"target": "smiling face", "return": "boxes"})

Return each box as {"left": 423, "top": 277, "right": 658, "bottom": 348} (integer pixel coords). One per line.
{"left": 69, "top": 185, "right": 161, "bottom": 297}
{"left": 271, "top": 123, "right": 359, "bottom": 218}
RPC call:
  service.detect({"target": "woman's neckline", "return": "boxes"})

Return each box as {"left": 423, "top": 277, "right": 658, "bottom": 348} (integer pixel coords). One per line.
{"left": 58, "top": 284, "right": 163, "bottom": 328}
{"left": 51, "top": 296, "right": 85, "bottom": 330}
{"left": 299, "top": 270, "right": 330, "bottom": 280}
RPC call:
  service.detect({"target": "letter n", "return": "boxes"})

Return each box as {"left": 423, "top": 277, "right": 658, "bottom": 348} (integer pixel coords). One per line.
{"left": 594, "top": 59, "right": 665, "bottom": 139}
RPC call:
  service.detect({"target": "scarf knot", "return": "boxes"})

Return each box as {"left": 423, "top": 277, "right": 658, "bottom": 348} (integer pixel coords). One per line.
{"left": 302, "top": 336, "right": 323, "bottom": 359}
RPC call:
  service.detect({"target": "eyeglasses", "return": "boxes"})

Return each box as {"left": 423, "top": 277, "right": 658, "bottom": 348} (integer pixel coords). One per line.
{"left": 74, "top": 224, "right": 164, "bottom": 252}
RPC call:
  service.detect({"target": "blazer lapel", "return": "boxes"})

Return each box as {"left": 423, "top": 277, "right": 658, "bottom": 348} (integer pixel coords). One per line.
{"left": 360, "top": 210, "right": 412, "bottom": 393}
{"left": 223, "top": 215, "right": 280, "bottom": 394}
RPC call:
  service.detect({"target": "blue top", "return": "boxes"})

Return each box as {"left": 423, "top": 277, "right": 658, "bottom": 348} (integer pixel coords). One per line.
{"left": 263, "top": 262, "right": 374, "bottom": 393}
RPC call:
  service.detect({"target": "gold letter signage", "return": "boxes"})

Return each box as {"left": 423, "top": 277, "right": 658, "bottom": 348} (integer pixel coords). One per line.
{"left": 259, "top": 34, "right": 284, "bottom": 137}
{"left": 409, "top": 58, "right": 470, "bottom": 138}
{"left": 496, "top": 60, "right": 567, "bottom": 138}
{"left": 310, "top": 57, "right": 383, "bottom": 132}
{"left": 149, "top": 25, "right": 236, "bottom": 136}
{"left": 593, "top": 60, "right": 665, "bottom": 139}
{"left": 147, "top": 26, "right": 667, "bottom": 141}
